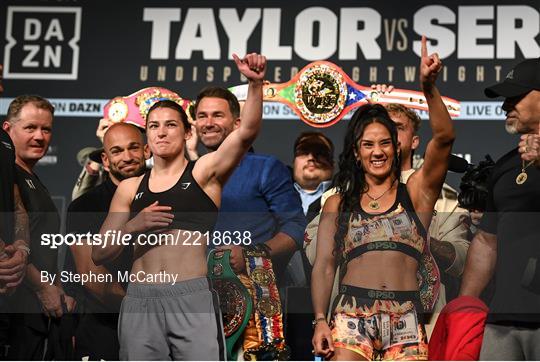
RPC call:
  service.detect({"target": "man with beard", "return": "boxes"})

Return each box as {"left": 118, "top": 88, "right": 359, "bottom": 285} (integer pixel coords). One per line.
{"left": 191, "top": 83, "right": 305, "bottom": 360}
{"left": 65, "top": 122, "right": 148, "bottom": 360}
{"left": 287, "top": 132, "right": 334, "bottom": 360}
{"left": 292, "top": 132, "right": 334, "bottom": 223}
{"left": 192, "top": 87, "right": 306, "bottom": 282}
{"left": 460, "top": 57, "right": 540, "bottom": 360}
{"left": 289, "top": 132, "right": 335, "bottom": 286}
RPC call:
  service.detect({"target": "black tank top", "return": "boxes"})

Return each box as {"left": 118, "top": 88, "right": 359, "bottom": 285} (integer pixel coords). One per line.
{"left": 130, "top": 161, "right": 218, "bottom": 232}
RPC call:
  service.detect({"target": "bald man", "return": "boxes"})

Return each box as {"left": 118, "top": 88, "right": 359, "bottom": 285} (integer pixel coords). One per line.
{"left": 65, "top": 123, "right": 148, "bottom": 360}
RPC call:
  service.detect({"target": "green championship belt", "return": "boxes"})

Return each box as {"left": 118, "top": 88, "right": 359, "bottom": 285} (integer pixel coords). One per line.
{"left": 208, "top": 249, "right": 253, "bottom": 360}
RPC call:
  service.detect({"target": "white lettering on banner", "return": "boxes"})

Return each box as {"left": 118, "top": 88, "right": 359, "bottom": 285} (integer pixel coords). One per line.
{"left": 22, "top": 45, "right": 40, "bottom": 67}
{"left": 497, "top": 6, "right": 540, "bottom": 58}
{"left": 413, "top": 5, "right": 456, "bottom": 59}
{"left": 339, "top": 8, "right": 381, "bottom": 60}
{"left": 176, "top": 8, "right": 220, "bottom": 60}
{"left": 412, "top": 5, "right": 540, "bottom": 59}
{"left": 261, "top": 8, "right": 292, "bottom": 59}
{"left": 24, "top": 18, "right": 41, "bottom": 40}
{"left": 383, "top": 18, "right": 408, "bottom": 52}
{"left": 457, "top": 6, "right": 494, "bottom": 59}
{"left": 0, "top": 98, "right": 106, "bottom": 117}
{"left": 44, "top": 19, "right": 64, "bottom": 41}
{"left": 220, "top": 9, "right": 261, "bottom": 59}
{"left": 44, "top": 45, "right": 61, "bottom": 68}
{"left": 294, "top": 7, "right": 337, "bottom": 60}
{"left": 139, "top": 63, "right": 512, "bottom": 84}
{"left": 143, "top": 8, "right": 181, "bottom": 59}
{"left": 143, "top": 5, "right": 539, "bottom": 61}
{"left": 0, "top": 98, "right": 507, "bottom": 120}
{"left": 3, "top": 6, "right": 82, "bottom": 80}
{"left": 462, "top": 102, "right": 506, "bottom": 119}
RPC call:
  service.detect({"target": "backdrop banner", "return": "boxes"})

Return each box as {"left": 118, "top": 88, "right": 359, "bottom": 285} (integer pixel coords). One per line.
{"left": 1, "top": 0, "right": 539, "bottom": 212}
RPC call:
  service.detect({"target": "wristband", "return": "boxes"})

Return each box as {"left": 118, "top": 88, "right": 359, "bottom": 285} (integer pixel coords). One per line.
{"left": 312, "top": 317, "right": 327, "bottom": 329}
{"left": 17, "top": 245, "right": 31, "bottom": 256}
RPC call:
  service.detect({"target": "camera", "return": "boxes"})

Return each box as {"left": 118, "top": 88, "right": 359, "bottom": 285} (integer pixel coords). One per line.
{"left": 458, "top": 155, "right": 495, "bottom": 212}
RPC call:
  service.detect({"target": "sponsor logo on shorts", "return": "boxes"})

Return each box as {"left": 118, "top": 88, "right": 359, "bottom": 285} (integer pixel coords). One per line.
{"left": 367, "top": 290, "right": 395, "bottom": 299}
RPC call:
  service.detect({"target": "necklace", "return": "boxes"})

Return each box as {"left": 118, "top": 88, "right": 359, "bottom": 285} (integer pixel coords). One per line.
{"left": 516, "top": 159, "right": 536, "bottom": 185}
{"left": 365, "top": 181, "right": 396, "bottom": 210}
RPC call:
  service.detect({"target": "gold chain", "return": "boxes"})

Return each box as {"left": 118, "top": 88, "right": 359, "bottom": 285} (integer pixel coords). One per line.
{"left": 522, "top": 159, "right": 536, "bottom": 172}
{"left": 366, "top": 180, "right": 396, "bottom": 201}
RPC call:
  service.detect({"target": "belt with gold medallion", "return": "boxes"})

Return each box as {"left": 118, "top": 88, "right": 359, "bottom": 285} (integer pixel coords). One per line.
{"left": 208, "top": 249, "right": 253, "bottom": 360}
{"left": 243, "top": 244, "right": 290, "bottom": 361}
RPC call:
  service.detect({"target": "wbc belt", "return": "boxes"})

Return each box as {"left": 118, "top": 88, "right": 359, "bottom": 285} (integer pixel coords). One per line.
{"left": 208, "top": 249, "right": 253, "bottom": 361}
{"left": 103, "top": 86, "right": 193, "bottom": 128}
{"left": 229, "top": 60, "right": 461, "bottom": 128}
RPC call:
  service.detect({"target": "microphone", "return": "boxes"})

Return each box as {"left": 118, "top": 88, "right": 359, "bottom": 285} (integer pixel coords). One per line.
{"left": 420, "top": 153, "right": 470, "bottom": 173}
{"left": 448, "top": 154, "right": 470, "bottom": 173}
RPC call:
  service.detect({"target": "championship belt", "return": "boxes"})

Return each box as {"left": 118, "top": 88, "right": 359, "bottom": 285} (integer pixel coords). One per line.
{"left": 243, "top": 245, "right": 290, "bottom": 361}
{"left": 418, "top": 236, "right": 441, "bottom": 312}
{"left": 103, "top": 86, "right": 193, "bottom": 128}
{"left": 208, "top": 249, "right": 253, "bottom": 360}
{"left": 229, "top": 60, "right": 460, "bottom": 128}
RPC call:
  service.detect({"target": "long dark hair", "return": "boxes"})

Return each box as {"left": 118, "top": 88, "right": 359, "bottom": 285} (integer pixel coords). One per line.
{"left": 332, "top": 104, "right": 401, "bottom": 260}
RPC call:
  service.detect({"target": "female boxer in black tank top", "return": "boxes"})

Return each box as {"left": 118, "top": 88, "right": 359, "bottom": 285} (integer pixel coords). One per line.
{"left": 93, "top": 53, "right": 267, "bottom": 361}
{"left": 131, "top": 161, "right": 217, "bottom": 232}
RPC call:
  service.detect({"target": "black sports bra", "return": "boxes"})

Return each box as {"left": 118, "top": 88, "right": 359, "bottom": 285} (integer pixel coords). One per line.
{"left": 130, "top": 161, "right": 218, "bottom": 232}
